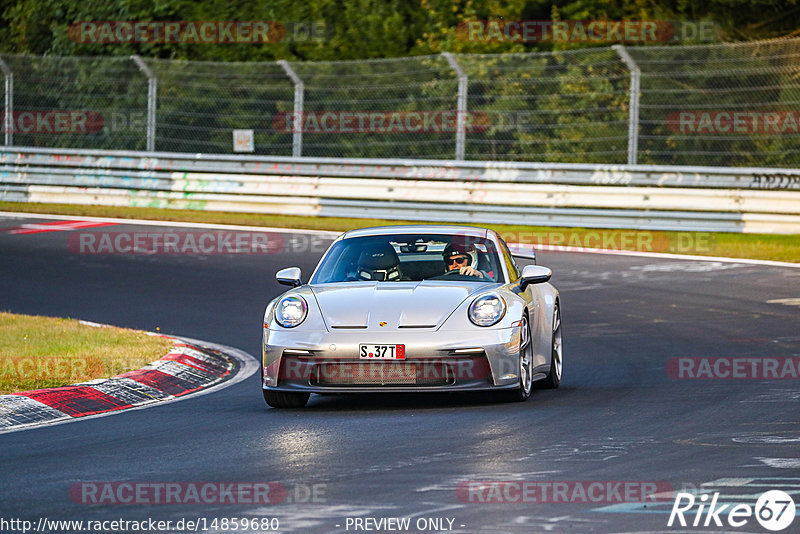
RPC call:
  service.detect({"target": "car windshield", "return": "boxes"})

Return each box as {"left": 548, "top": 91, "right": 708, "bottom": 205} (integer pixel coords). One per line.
{"left": 311, "top": 234, "right": 504, "bottom": 284}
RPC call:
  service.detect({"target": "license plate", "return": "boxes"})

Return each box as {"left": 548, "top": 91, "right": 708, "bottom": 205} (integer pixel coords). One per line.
{"left": 359, "top": 344, "right": 405, "bottom": 360}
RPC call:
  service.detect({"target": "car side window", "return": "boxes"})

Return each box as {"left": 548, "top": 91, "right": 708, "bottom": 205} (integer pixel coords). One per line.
{"left": 497, "top": 237, "right": 521, "bottom": 282}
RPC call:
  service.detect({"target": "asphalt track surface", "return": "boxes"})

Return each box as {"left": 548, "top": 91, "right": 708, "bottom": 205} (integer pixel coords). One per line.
{"left": 1, "top": 214, "right": 799, "bottom": 534}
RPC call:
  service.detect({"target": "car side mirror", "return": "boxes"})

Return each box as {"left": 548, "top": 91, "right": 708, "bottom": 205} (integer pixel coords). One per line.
{"left": 276, "top": 267, "right": 303, "bottom": 287}
{"left": 520, "top": 265, "right": 552, "bottom": 290}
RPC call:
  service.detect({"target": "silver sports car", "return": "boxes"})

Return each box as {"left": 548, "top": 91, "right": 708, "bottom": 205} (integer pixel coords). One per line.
{"left": 261, "top": 225, "right": 562, "bottom": 408}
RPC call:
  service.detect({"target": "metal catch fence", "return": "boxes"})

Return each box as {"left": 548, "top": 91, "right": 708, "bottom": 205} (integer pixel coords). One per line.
{"left": 1, "top": 37, "right": 799, "bottom": 166}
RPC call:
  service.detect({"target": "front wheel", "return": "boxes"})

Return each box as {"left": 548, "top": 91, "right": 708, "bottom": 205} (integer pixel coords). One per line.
{"left": 539, "top": 302, "right": 562, "bottom": 389}
{"left": 263, "top": 389, "right": 310, "bottom": 408}
{"left": 500, "top": 313, "right": 533, "bottom": 402}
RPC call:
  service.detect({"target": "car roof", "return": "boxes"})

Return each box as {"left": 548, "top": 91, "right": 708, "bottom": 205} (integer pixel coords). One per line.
{"left": 341, "top": 224, "right": 490, "bottom": 240}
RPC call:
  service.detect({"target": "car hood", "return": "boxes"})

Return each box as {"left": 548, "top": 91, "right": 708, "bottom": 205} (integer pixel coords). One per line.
{"left": 309, "top": 281, "right": 496, "bottom": 330}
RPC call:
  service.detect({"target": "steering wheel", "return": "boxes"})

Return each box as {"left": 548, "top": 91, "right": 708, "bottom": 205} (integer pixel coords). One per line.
{"left": 433, "top": 269, "right": 481, "bottom": 281}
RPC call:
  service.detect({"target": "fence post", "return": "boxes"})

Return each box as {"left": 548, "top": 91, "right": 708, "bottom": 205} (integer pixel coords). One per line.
{"left": 0, "top": 56, "right": 13, "bottom": 147}
{"left": 278, "top": 60, "right": 304, "bottom": 158}
{"left": 442, "top": 52, "right": 468, "bottom": 161}
{"left": 131, "top": 55, "right": 157, "bottom": 152}
{"left": 613, "top": 45, "right": 640, "bottom": 165}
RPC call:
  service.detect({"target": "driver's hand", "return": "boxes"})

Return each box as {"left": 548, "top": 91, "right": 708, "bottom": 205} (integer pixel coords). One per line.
{"left": 459, "top": 266, "right": 483, "bottom": 277}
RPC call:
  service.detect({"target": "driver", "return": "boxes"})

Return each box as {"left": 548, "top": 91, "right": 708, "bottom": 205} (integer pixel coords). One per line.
{"left": 442, "top": 243, "right": 485, "bottom": 278}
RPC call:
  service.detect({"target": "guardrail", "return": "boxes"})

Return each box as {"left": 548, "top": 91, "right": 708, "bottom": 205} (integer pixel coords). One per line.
{"left": 2, "top": 147, "right": 800, "bottom": 234}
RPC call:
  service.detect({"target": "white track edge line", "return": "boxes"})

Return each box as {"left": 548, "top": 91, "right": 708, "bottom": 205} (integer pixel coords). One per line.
{"left": 1, "top": 210, "right": 798, "bottom": 269}
{"left": 0, "top": 210, "right": 342, "bottom": 237}
{"left": 529, "top": 244, "right": 800, "bottom": 269}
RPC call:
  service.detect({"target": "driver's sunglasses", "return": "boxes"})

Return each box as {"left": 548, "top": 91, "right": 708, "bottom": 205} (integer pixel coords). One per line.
{"left": 447, "top": 255, "right": 469, "bottom": 265}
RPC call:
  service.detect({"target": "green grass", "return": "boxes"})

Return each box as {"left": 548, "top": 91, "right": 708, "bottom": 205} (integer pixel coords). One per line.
{"left": 0, "top": 312, "right": 174, "bottom": 395}
{"left": 1, "top": 201, "right": 799, "bottom": 262}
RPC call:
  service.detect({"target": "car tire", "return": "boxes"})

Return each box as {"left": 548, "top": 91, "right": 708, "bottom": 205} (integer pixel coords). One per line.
{"left": 499, "top": 312, "right": 533, "bottom": 402}
{"left": 538, "top": 301, "right": 562, "bottom": 389}
{"left": 263, "top": 389, "right": 310, "bottom": 408}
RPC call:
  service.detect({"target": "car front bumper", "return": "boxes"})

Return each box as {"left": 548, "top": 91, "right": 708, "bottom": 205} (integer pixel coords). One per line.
{"left": 262, "top": 326, "right": 523, "bottom": 393}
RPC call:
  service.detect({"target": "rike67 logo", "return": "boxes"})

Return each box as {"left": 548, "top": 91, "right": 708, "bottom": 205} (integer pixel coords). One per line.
{"left": 668, "top": 490, "right": 796, "bottom": 531}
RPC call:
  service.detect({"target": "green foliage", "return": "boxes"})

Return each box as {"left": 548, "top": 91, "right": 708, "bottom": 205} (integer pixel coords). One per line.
{"left": 2, "top": 0, "right": 799, "bottom": 60}
{"left": 1, "top": 1, "right": 798, "bottom": 165}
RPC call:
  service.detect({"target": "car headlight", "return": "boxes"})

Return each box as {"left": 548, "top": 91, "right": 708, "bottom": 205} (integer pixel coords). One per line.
{"left": 263, "top": 299, "right": 277, "bottom": 328}
{"left": 275, "top": 296, "right": 308, "bottom": 328}
{"left": 468, "top": 294, "right": 506, "bottom": 327}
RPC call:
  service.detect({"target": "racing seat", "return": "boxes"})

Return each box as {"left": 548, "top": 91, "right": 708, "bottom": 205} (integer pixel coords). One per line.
{"left": 476, "top": 251, "right": 495, "bottom": 280}
{"left": 356, "top": 243, "right": 403, "bottom": 281}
